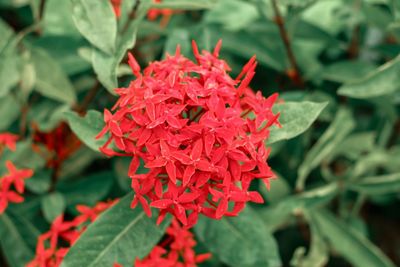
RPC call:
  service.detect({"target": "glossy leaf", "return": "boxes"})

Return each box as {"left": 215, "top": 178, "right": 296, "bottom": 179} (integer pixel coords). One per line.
{"left": 267, "top": 101, "right": 328, "bottom": 145}
{"left": 195, "top": 206, "right": 281, "bottom": 267}
{"left": 61, "top": 193, "right": 170, "bottom": 267}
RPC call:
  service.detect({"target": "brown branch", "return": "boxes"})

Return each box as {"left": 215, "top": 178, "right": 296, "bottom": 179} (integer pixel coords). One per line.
{"left": 347, "top": 0, "right": 362, "bottom": 58}
{"left": 74, "top": 81, "right": 101, "bottom": 114}
{"left": 122, "top": 0, "right": 142, "bottom": 33}
{"left": 270, "top": 0, "right": 304, "bottom": 87}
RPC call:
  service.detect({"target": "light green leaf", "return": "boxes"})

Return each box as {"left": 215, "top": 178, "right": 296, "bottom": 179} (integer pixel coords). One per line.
{"left": 267, "top": 101, "right": 328, "bottom": 145}
{"left": 0, "top": 18, "right": 14, "bottom": 52}
{"left": 43, "top": 0, "right": 81, "bottom": 36}
{"left": 31, "top": 47, "right": 77, "bottom": 105}
{"left": 0, "top": 212, "right": 36, "bottom": 267}
{"left": 338, "top": 56, "right": 400, "bottom": 99}
{"left": 310, "top": 209, "right": 396, "bottom": 267}
{"left": 71, "top": 0, "right": 117, "bottom": 54}
{"left": 41, "top": 192, "right": 66, "bottom": 223}
{"left": 297, "top": 108, "right": 355, "bottom": 190}
{"left": 349, "top": 172, "right": 400, "bottom": 195}
{"left": 195, "top": 206, "right": 281, "bottom": 267}
{"left": 151, "top": 0, "right": 217, "bottom": 9}
{"left": 260, "top": 183, "right": 338, "bottom": 232}
{"left": 64, "top": 110, "right": 106, "bottom": 152}
{"left": 205, "top": 0, "right": 259, "bottom": 31}
{"left": 61, "top": 193, "right": 170, "bottom": 267}
{"left": 163, "top": 28, "right": 191, "bottom": 56}
{"left": 92, "top": 1, "right": 150, "bottom": 92}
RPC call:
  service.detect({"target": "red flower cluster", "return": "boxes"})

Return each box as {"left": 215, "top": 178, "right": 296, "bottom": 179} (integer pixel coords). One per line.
{"left": 97, "top": 41, "right": 279, "bottom": 227}
{"left": 115, "top": 218, "right": 211, "bottom": 267}
{"left": 0, "top": 133, "right": 33, "bottom": 214}
{"left": 28, "top": 200, "right": 117, "bottom": 267}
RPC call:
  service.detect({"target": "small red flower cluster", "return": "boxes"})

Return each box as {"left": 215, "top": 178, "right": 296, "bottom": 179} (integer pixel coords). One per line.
{"left": 32, "top": 122, "right": 81, "bottom": 170}
{"left": 0, "top": 133, "right": 34, "bottom": 214}
{"left": 110, "top": 0, "right": 122, "bottom": 18}
{"left": 97, "top": 41, "right": 279, "bottom": 227}
{"left": 115, "top": 218, "right": 211, "bottom": 267}
{"left": 28, "top": 200, "right": 117, "bottom": 267}
{"left": 147, "top": 0, "right": 174, "bottom": 22}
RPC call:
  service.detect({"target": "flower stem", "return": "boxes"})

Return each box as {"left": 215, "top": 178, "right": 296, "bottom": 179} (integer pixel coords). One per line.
{"left": 270, "top": 0, "right": 303, "bottom": 87}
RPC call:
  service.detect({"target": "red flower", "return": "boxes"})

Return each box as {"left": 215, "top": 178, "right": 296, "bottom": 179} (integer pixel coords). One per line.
{"left": 147, "top": 0, "right": 174, "bottom": 26}
{"left": 97, "top": 41, "right": 280, "bottom": 227}
{"left": 0, "top": 161, "right": 33, "bottom": 214}
{"left": 0, "top": 132, "right": 18, "bottom": 151}
{"left": 28, "top": 200, "right": 117, "bottom": 267}
{"left": 116, "top": 218, "right": 211, "bottom": 267}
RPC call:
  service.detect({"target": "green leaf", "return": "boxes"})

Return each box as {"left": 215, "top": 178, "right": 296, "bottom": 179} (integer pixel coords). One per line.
{"left": 41, "top": 192, "right": 66, "bottom": 223}
{"left": 205, "top": 0, "right": 259, "bottom": 31}
{"left": 0, "top": 212, "right": 37, "bottom": 267}
{"left": 195, "top": 206, "right": 281, "bottom": 267}
{"left": 297, "top": 108, "right": 355, "bottom": 190}
{"left": 260, "top": 183, "right": 338, "bottom": 232}
{"left": 61, "top": 193, "right": 170, "bottom": 267}
{"left": 267, "top": 101, "right": 328, "bottom": 145}
{"left": 310, "top": 209, "right": 396, "bottom": 267}
{"left": 25, "top": 169, "right": 51, "bottom": 194}
{"left": 43, "top": 0, "right": 81, "bottom": 36}
{"left": 150, "top": 0, "right": 217, "bottom": 9}
{"left": 57, "top": 171, "right": 113, "bottom": 207}
{"left": 338, "top": 56, "right": 400, "bottom": 99}
{"left": 290, "top": 210, "right": 328, "bottom": 267}
{"left": 92, "top": 1, "right": 150, "bottom": 92}
{"left": 0, "top": 48, "right": 20, "bottom": 97}
{"left": 0, "top": 93, "right": 20, "bottom": 131}
{"left": 349, "top": 172, "right": 400, "bottom": 195}
{"left": 31, "top": 47, "right": 77, "bottom": 105}
{"left": 64, "top": 110, "right": 106, "bottom": 152}
{"left": 0, "top": 18, "right": 14, "bottom": 52}
{"left": 71, "top": 0, "right": 117, "bottom": 54}
{"left": 322, "top": 60, "right": 377, "bottom": 83}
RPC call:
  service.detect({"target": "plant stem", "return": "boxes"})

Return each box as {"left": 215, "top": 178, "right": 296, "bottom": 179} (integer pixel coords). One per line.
{"left": 348, "top": 0, "right": 362, "bottom": 58}
{"left": 75, "top": 81, "right": 101, "bottom": 114}
{"left": 270, "top": 0, "right": 303, "bottom": 86}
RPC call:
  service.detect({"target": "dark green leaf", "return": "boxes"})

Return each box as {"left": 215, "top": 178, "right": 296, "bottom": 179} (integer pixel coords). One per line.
{"left": 195, "top": 206, "right": 281, "bottom": 267}
{"left": 0, "top": 212, "right": 37, "bottom": 267}
{"left": 41, "top": 191, "right": 66, "bottom": 223}
{"left": 61, "top": 193, "right": 170, "bottom": 267}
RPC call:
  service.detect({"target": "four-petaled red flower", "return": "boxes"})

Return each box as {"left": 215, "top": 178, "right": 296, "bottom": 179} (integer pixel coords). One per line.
{"left": 97, "top": 40, "right": 280, "bottom": 227}
{"left": 0, "top": 162, "right": 33, "bottom": 213}
{"left": 0, "top": 132, "right": 18, "bottom": 151}
{"left": 27, "top": 200, "right": 118, "bottom": 267}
